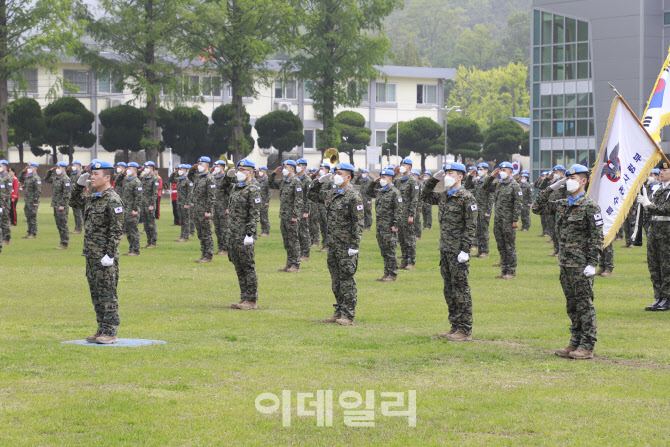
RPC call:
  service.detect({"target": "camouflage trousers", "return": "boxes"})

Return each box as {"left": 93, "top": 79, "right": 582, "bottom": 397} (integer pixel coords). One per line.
{"left": 72, "top": 206, "right": 84, "bottom": 232}
{"left": 178, "top": 205, "right": 190, "bottom": 240}
{"left": 598, "top": 245, "right": 614, "bottom": 271}
{"left": 545, "top": 215, "right": 555, "bottom": 240}
{"left": 622, "top": 211, "right": 636, "bottom": 245}
{"left": 559, "top": 266, "right": 597, "bottom": 351}
{"left": 474, "top": 212, "right": 491, "bottom": 254}
{"left": 189, "top": 208, "right": 195, "bottom": 235}
{"left": 309, "top": 204, "right": 320, "bottom": 245}
{"left": 280, "top": 218, "right": 300, "bottom": 269}
{"left": 260, "top": 205, "right": 270, "bottom": 234}
{"left": 553, "top": 216, "right": 560, "bottom": 255}
{"left": 141, "top": 207, "right": 157, "bottom": 245}
{"left": 440, "top": 250, "right": 473, "bottom": 336}
{"left": 53, "top": 207, "right": 69, "bottom": 246}
{"left": 363, "top": 201, "right": 372, "bottom": 229}
{"left": 195, "top": 215, "right": 214, "bottom": 259}
{"left": 124, "top": 213, "right": 141, "bottom": 254}
{"left": 299, "top": 217, "right": 310, "bottom": 257}
{"left": 376, "top": 231, "right": 398, "bottom": 277}
{"left": 414, "top": 209, "right": 422, "bottom": 238}
{"left": 228, "top": 241, "right": 258, "bottom": 301}
{"left": 213, "top": 207, "right": 229, "bottom": 251}
{"left": 422, "top": 204, "right": 432, "bottom": 229}
{"left": 493, "top": 223, "right": 517, "bottom": 275}
{"left": 318, "top": 205, "right": 328, "bottom": 246}
{"left": 647, "top": 224, "right": 670, "bottom": 302}
{"left": 540, "top": 214, "right": 548, "bottom": 235}
{"left": 398, "top": 220, "right": 416, "bottom": 265}
{"left": 326, "top": 248, "right": 358, "bottom": 320}
{"left": 521, "top": 205, "right": 531, "bottom": 231}
{"left": 1, "top": 208, "right": 10, "bottom": 241}
{"left": 86, "top": 257, "right": 120, "bottom": 336}
{"left": 24, "top": 204, "right": 38, "bottom": 235}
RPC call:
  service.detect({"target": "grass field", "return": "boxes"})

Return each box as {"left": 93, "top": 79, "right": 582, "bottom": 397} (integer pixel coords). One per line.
{"left": 2, "top": 200, "right": 669, "bottom": 446}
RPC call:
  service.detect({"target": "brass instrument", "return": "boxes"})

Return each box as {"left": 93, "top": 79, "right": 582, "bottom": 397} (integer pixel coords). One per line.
{"left": 323, "top": 148, "right": 339, "bottom": 166}
{"left": 218, "top": 154, "right": 235, "bottom": 170}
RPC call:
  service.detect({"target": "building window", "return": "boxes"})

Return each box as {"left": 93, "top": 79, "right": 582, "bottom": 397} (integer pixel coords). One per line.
{"left": 97, "top": 73, "right": 123, "bottom": 94}
{"left": 375, "top": 130, "right": 386, "bottom": 147}
{"left": 63, "top": 69, "right": 89, "bottom": 94}
{"left": 665, "top": 12, "right": 670, "bottom": 25}
{"left": 417, "top": 84, "right": 437, "bottom": 105}
{"left": 275, "top": 80, "right": 297, "bottom": 100}
{"left": 8, "top": 68, "right": 38, "bottom": 93}
{"left": 376, "top": 83, "right": 396, "bottom": 103}
{"left": 202, "top": 76, "right": 222, "bottom": 97}
{"left": 304, "top": 81, "right": 315, "bottom": 101}
{"left": 304, "top": 129, "right": 315, "bottom": 149}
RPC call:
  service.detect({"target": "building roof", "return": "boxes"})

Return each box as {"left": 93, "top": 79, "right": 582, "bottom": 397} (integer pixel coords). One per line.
{"left": 508, "top": 117, "right": 530, "bottom": 126}
{"left": 374, "top": 65, "right": 456, "bottom": 80}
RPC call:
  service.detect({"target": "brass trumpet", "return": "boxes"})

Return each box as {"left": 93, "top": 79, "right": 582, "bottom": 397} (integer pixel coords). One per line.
{"left": 323, "top": 148, "right": 339, "bottom": 166}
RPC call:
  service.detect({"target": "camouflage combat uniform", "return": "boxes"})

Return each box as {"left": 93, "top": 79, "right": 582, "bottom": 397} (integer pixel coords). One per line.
{"left": 520, "top": 181, "right": 533, "bottom": 230}
{"left": 188, "top": 167, "right": 216, "bottom": 259}
{"left": 598, "top": 244, "right": 614, "bottom": 272}
{"left": 483, "top": 175, "right": 522, "bottom": 276}
{"left": 213, "top": 173, "right": 231, "bottom": 252}
{"left": 169, "top": 171, "right": 193, "bottom": 240}
{"left": 0, "top": 170, "right": 13, "bottom": 242}
{"left": 394, "top": 174, "right": 420, "bottom": 266}
{"left": 297, "top": 174, "right": 312, "bottom": 258}
{"left": 532, "top": 187, "right": 603, "bottom": 352}
{"left": 44, "top": 170, "right": 72, "bottom": 247}
{"left": 70, "top": 183, "right": 124, "bottom": 337}
{"left": 69, "top": 169, "right": 85, "bottom": 232}
{"left": 121, "top": 174, "right": 142, "bottom": 254}
{"left": 645, "top": 181, "right": 670, "bottom": 306}
{"left": 19, "top": 171, "right": 42, "bottom": 236}
{"left": 354, "top": 175, "right": 373, "bottom": 229}
{"left": 621, "top": 207, "right": 637, "bottom": 246}
{"left": 114, "top": 172, "right": 125, "bottom": 193}
{"left": 227, "top": 179, "right": 261, "bottom": 302}
{"left": 309, "top": 199, "right": 320, "bottom": 246}
{"left": 422, "top": 180, "right": 478, "bottom": 336}
{"left": 421, "top": 178, "right": 433, "bottom": 229}
{"left": 464, "top": 175, "right": 495, "bottom": 254}
{"left": 414, "top": 180, "right": 423, "bottom": 238}
{"left": 308, "top": 181, "right": 363, "bottom": 320}
{"left": 140, "top": 173, "right": 160, "bottom": 246}
{"left": 366, "top": 181, "right": 401, "bottom": 278}
{"left": 258, "top": 175, "right": 272, "bottom": 235}
{"left": 269, "top": 172, "right": 303, "bottom": 269}
{"left": 317, "top": 179, "right": 336, "bottom": 247}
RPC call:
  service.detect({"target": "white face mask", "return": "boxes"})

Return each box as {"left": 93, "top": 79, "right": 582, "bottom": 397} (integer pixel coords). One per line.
{"left": 258, "top": 171, "right": 264, "bottom": 177}
{"left": 477, "top": 170, "right": 485, "bottom": 177}
{"left": 499, "top": 171, "right": 508, "bottom": 180}
{"left": 213, "top": 167, "right": 222, "bottom": 175}
{"left": 319, "top": 169, "right": 326, "bottom": 176}
{"left": 379, "top": 179, "right": 388, "bottom": 187}
{"left": 399, "top": 166, "right": 407, "bottom": 174}
{"left": 178, "top": 170, "right": 185, "bottom": 176}
{"left": 553, "top": 172, "right": 561, "bottom": 180}
{"left": 443, "top": 175, "right": 457, "bottom": 189}
{"left": 72, "top": 166, "right": 79, "bottom": 172}
{"left": 648, "top": 176, "right": 656, "bottom": 184}
{"left": 520, "top": 177, "right": 527, "bottom": 183}
{"left": 282, "top": 168, "right": 290, "bottom": 177}
{"left": 362, "top": 173, "right": 368, "bottom": 178}
{"left": 197, "top": 164, "right": 205, "bottom": 173}
{"left": 27, "top": 168, "right": 33, "bottom": 174}
{"left": 566, "top": 179, "right": 581, "bottom": 193}
{"left": 236, "top": 171, "right": 248, "bottom": 182}
{"left": 296, "top": 166, "right": 304, "bottom": 173}
{"left": 116, "top": 167, "right": 123, "bottom": 174}
{"left": 333, "top": 174, "right": 345, "bottom": 186}
{"left": 55, "top": 168, "right": 63, "bottom": 175}
{"left": 144, "top": 169, "right": 152, "bottom": 176}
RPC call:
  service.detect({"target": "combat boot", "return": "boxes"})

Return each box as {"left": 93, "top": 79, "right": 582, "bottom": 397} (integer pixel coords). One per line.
{"left": 568, "top": 348, "right": 593, "bottom": 360}
{"left": 399, "top": 263, "right": 407, "bottom": 269}
{"left": 260, "top": 233, "right": 269, "bottom": 237}
{"left": 546, "top": 238, "right": 553, "bottom": 243}
{"left": 495, "top": 274, "right": 505, "bottom": 279}
{"left": 404, "top": 264, "right": 415, "bottom": 270}
{"left": 230, "top": 301, "right": 244, "bottom": 309}
{"left": 645, "top": 299, "right": 662, "bottom": 311}
{"left": 277, "top": 266, "right": 289, "bottom": 272}
{"left": 655, "top": 298, "right": 669, "bottom": 311}
{"left": 382, "top": 275, "right": 397, "bottom": 282}
{"left": 86, "top": 332, "right": 101, "bottom": 343}
{"left": 174, "top": 238, "right": 188, "bottom": 242}
{"left": 471, "top": 252, "right": 480, "bottom": 258}
{"left": 286, "top": 267, "right": 300, "bottom": 273}
{"left": 95, "top": 335, "right": 118, "bottom": 344}
{"left": 600, "top": 270, "right": 612, "bottom": 277}
{"left": 336, "top": 317, "right": 354, "bottom": 326}
{"left": 447, "top": 332, "right": 472, "bottom": 342}
{"left": 145, "top": 244, "right": 157, "bottom": 249}
{"left": 503, "top": 274, "right": 516, "bottom": 280}
{"left": 194, "top": 257, "right": 203, "bottom": 263}
{"left": 21, "top": 234, "right": 30, "bottom": 239}
{"left": 376, "top": 275, "right": 387, "bottom": 281}
{"left": 197, "top": 258, "right": 212, "bottom": 263}
{"left": 323, "top": 315, "right": 339, "bottom": 323}
{"left": 554, "top": 345, "right": 577, "bottom": 358}
{"left": 595, "top": 268, "right": 605, "bottom": 276}
{"left": 492, "top": 262, "right": 501, "bottom": 267}
{"left": 437, "top": 330, "right": 455, "bottom": 339}
{"left": 300, "top": 256, "right": 310, "bottom": 262}
{"left": 478, "top": 253, "right": 489, "bottom": 258}
{"left": 238, "top": 301, "right": 258, "bottom": 310}
{"left": 54, "top": 245, "right": 68, "bottom": 250}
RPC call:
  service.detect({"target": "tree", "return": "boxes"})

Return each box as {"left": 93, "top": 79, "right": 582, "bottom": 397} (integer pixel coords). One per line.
{"left": 42, "top": 97, "right": 96, "bottom": 164}
{"left": 79, "top": 0, "right": 191, "bottom": 164}
{"left": 447, "top": 116, "right": 483, "bottom": 152}
{"left": 452, "top": 24, "right": 501, "bottom": 70}
{"left": 0, "top": 0, "right": 82, "bottom": 155}
{"left": 501, "top": 11, "right": 530, "bottom": 66}
{"left": 288, "top": 0, "right": 401, "bottom": 153}
{"left": 385, "top": 117, "right": 443, "bottom": 172}
{"left": 99, "top": 105, "right": 146, "bottom": 162}
{"left": 209, "top": 103, "right": 254, "bottom": 160}
{"left": 395, "top": 42, "right": 423, "bottom": 67}
{"left": 482, "top": 119, "right": 525, "bottom": 163}
{"left": 160, "top": 106, "right": 210, "bottom": 164}
{"left": 8, "top": 98, "right": 45, "bottom": 163}
{"left": 334, "top": 111, "right": 371, "bottom": 166}
{"left": 178, "top": 0, "right": 291, "bottom": 163}
{"left": 254, "top": 110, "right": 304, "bottom": 162}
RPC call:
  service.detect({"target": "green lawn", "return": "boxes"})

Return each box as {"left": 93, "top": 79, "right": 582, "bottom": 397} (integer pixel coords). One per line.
{"left": 2, "top": 202, "right": 669, "bottom": 446}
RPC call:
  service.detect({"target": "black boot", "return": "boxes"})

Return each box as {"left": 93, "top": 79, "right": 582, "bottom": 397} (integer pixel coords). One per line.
{"left": 655, "top": 298, "right": 670, "bottom": 312}
{"left": 645, "top": 299, "right": 662, "bottom": 311}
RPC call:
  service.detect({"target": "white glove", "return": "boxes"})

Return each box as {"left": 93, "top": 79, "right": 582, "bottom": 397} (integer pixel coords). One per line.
{"left": 77, "top": 173, "right": 90, "bottom": 186}
{"left": 549, "top": 177, "right": 567, "bottom": 190}
{"left": 433, "top": 170, "right": 446, "bottom": 181}
{"left": 243, "top": 235, "right": 254, "bottom": 246}
{"left": 583, "top": 265, "right": 596, "bottom": 277}
{"left": 457, "top": 251, "right": 469, "bottom": 263}
{"left": 101, "top": 255, "right": 114, "bottom": 267}
{"left": 318, "top": 173, "right": 333, "bottom": 183}
{"left": 637, "top": 187, "right": 652, "bottom": 207}
{"left": 226, "top": 168, "right": 237, "bottom": 178}
{"left": 348, "top": 248, "right": 359, "bottom": 256}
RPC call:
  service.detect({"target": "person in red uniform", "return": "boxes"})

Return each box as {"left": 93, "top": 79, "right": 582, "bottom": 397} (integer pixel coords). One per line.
{"left": 169, "top": 180, "right": 179, "bottom": 225}
{"left": 10, "top": 168, "right": 19, "bottom": 226}
{"left": 155, "top": 174, "right": 163, "bottom": 219}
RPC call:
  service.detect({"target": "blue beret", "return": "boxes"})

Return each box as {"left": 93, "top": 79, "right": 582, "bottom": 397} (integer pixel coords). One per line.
{"left": 651, "top": 168, "right": 660, "bottom": 174}
{"left": 261, "top": 166, "right": 268, "bottom": 171}
{"left": 90, "top": 161, "right": 114, "bottom": 170}
{"left": 444, "top": 162, "right": 466, "bottom": 173}
{"left": 424, "top": 170, "right": 431, "bottom": 175}
{"left": 117, "top": 162, "right": 127, "bottom": 167}
{"left": 468, "top": 166, "right": 476, "bottom": 171}
{"left": 385, "top": 165, "right": 395, "bottom": 170}
{"left": 411, "top": 169, "right": 420, "bottom": 176}
{"left": 401, "top": 158, "right": 413, "bottom": 165}
{"left": 128, "top": 162, "right": 140, "bottom": 168}
{"left": 335, "top": 162, "right": 355, "bottom": 173}
{"left": 499, "top": 162, "right": 513, "bottom": 169}
{"left": 144, "top": 161, "right": 156, "bottom": 167}
{"left": 309, "top": 167, "right": 317, "bottom": 172}
{"left": 553, "top": 165, "right": 565, "bottom": 171}
{"left": 90, "top": 159, "right": 100, "bottom": 165}
{"left": 520, "top": 170, "right": 529, "bottom": 174}
{"left": 565, "top": 164, "right": 589, "bottom": 175}
{"left": 184, "top": 164, "right": 192, "bottom": 169}
{"left": 521, "top": 173, "right": 530, "bottom": 178}
{"left": 380, "top": 169, "right": 395, "bottom": 176}
{"left": 0, "top": 159, "right": 8, "bottom": 165}
{"left": 297, "top": 158, "right": 308, "bottom": 165}
{"left": 237, "top": 158, "right": 255, "bottom": 168}
{"left": 73, "top": 160, "right": 82, "bottom": 165}
{"left": 284, "top": 159, "right": 297, "bottom": 167}
{"left": 29, "top": 162, "right": 39, "bottom": 167}
{"left": 362, "top": 169, "right": 370, "bottom": 173}
{"left": 197, "top": 156, "right": 211, "bottom": 164}
{"left": 477, "top": 162, "right": 489, "bottom": 169}
{"left": 320, "top": 162, "right": 330, "bottom": 168}
{"left": 178, "top": 164, "right": 189, "bottom": 169}
{"left": 56, "top": 161, "right": 68, "bottom": 167}
{"left": 214, "top": 160, "right": 226, "bottom": 165}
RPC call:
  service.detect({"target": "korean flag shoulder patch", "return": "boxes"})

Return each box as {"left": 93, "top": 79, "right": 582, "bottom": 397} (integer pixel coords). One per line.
{"left": 471, "top": 204, "right": 478, "bottom": 211}
{"left": 398, "top": 197, "right": 403, "bottom": 203}
{"left": 114, "top": 206, "right": 123, "bottom": 214}
{"left": 37, "top": 181, "right": 42, "bottom": 185}
{"left": 65, "top": 183, "right": 71, "bottom": 187}
{"left": 414, "top": 185, "right": 419, "bottom": 189}
{"left": 296, "top": 187, "right": 302, "bottom": 192}
{"left": 210, "top": 184, "right": 216, "bottom": 188}
{"left": 138, "top": 186, "right": 143, "bottom": 191}
{"left": 189, "top": 182, "right": 193, "bottom": 186}
{"left": 594, "top": 213, "right": 603, "bottom": 226}
{"left": 155, "top": 182, "right": 159, "bottom": 186}
{"left": 255, "top": 197, "right": 262, "bottom": 203}
{"left": 356, "top": 204, "right": 364, "bottom": 211}
{"left": 517, "top": 191, "right": 523, "bottom": 196}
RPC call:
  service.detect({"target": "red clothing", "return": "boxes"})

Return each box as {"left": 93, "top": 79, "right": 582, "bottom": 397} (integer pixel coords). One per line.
{"left": 170, "top": 183, "right": 177, "bottom": 201}
{"left": 11, "top": 176, "right": 19, "bottom": 199}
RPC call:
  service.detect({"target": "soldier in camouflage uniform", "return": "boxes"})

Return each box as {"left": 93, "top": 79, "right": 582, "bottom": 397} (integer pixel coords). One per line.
{"left": 114, "top": 162, "right": 127, "bottom": 193}
{"left": 620, "top": 207, "right": 637, "bottom": 248}
{"left": 366, "top": 169, "right": 401, "bottom": 281}
{"left": 69, "top": 161, "right": 85, "bottom": 234}
{"left": 464, "top": 162, "right": 495, "bottom": 258}
{"left": 139, "top": 161, "right": 160, "bottom": 248}
{"left": 638, "top": 161, "right": 670, "bottom": 311}
{"left": 44, "top": 161, "right": 72, "bottom": 249}
{"left": 411, "top": 170, "right": 423, "bottom": 239}
{"left": 0, "top": 160, "right": 12, "bottom": 246}
{"left": 169, "top": 164, "right": 193, "bottom": 242}
{"left": 422, "top": 163, "right": 478, "bottom": 342}
{"left": 536, "top": 166, "right": 568, "bottom": 256}
{"left": 519, "top": 171, "right": 533, "bottom": 231}
{"left": 533, "top": 164, "right": 602, "bottom": 359}
{"left": 307, "top": 168, "right": 321, "bottom": 246}
{"left": 315, "top": 163, "right": 333, "bottom": 251}
{"left": 227, "top": 159, "right": 262, "bottom": 310}
{"left": 211, "top": 160, "right": 231, "bottom": 255}
{"left": 642, "top": 168, "right": 661, "bottom": 238}
{"left": 537, "top": 172, "right": 551, "bottom": 236}
{"left": 483, "top": 162, "right": 522, "bottom": 279}
{"left": 188, "top": 156, "right": 216, "bottom": 262}
{"left": 120, "top": 162, "right": 142, "bottom": 255}
{"left": 308, "top": 163, "right": 364, "bottom": 325}
{"left": 394, "top": 158, "right": 420, "bottom": 270}
{"left": 596, "top": 245, "right": 614, "bottom": 277}
{"left": 354, "top": 169, "right": 373, "bottom": 231}
{"left": 295, "top": 159, "right": 312, "bottom": 261}
{"left": 257, "top": 166, "right": 272, "bottom": 236}
{"left": 269, "top": 160, "right": 303, "bottom": 272}
{"left": 70, "top": 161, "right": 124, "bottom": 344}
{"left": 421, "top": 171, "right": 433, "bottom": 230}
{"left": 19, "top": 163, "right": 42, "bottom": 238}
